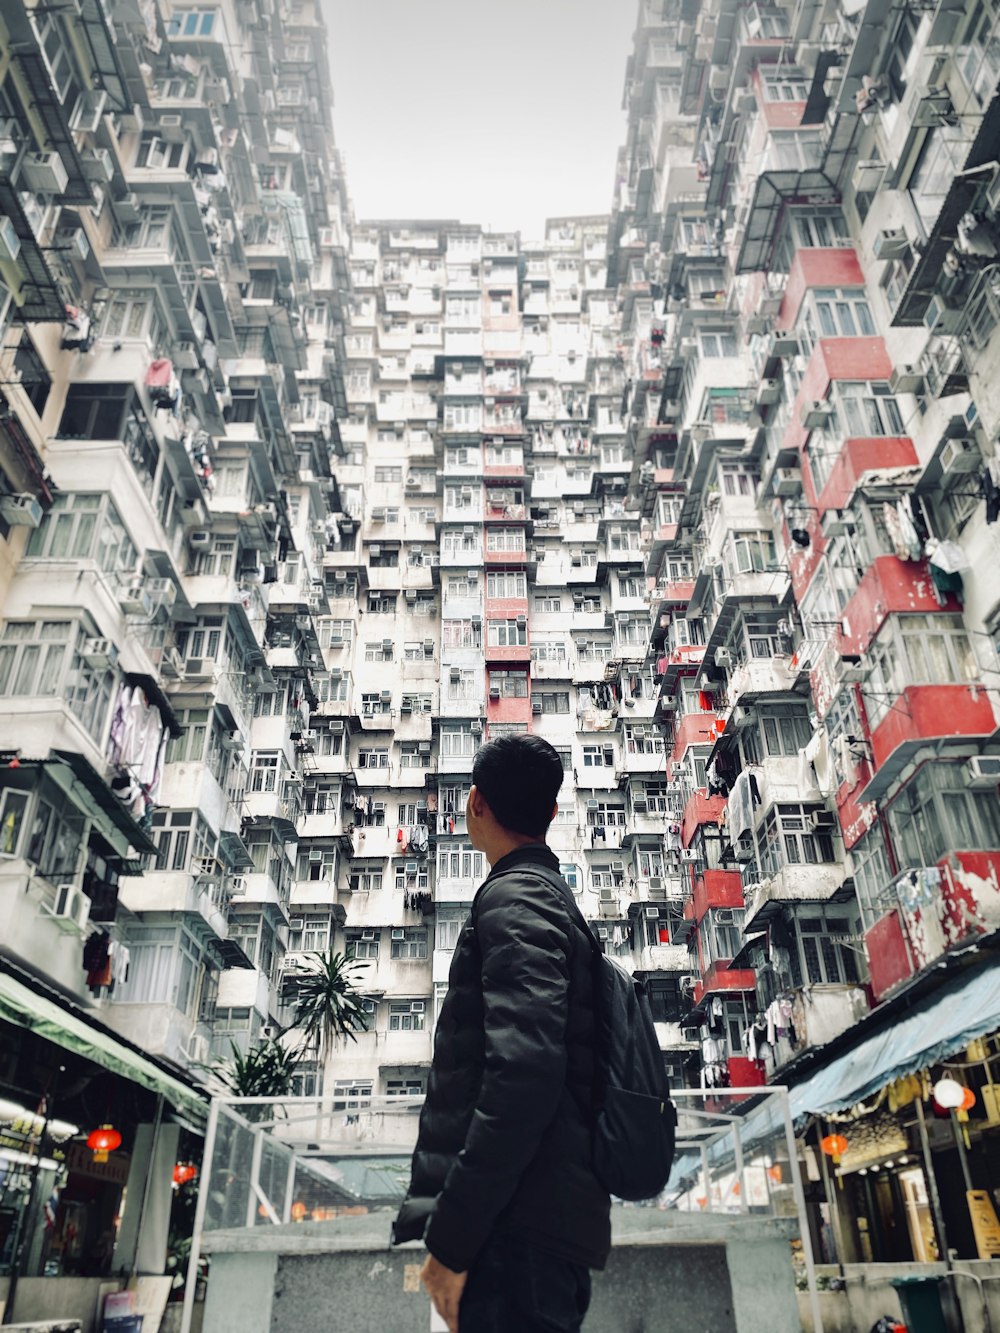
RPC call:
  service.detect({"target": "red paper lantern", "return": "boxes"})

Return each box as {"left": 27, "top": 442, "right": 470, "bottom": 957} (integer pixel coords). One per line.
{"left": 87, "top": 1124, "right": 122, "bottom": 1162}
{"left": 173, "top": 1163, "right": 198, "bottom": 1187}
{"left": 961, "top": 1086, "right": 977, "bottom": 1111}
{"left": 291, "top": 1201, "right": 307, "bottom": 1222}
{"left": 820, "top": 1133, "right": 848, "bottom": 1160}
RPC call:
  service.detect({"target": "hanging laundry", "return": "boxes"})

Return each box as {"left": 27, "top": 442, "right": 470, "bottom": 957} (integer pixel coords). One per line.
{"left": 895, "top": 499, "right": 922, "bottom": 560}
{"left": 725, "top": 767, "right": 762, "bottom": 840}
{"left": 984, "top": 460, "right": 1000, "bottom": 525}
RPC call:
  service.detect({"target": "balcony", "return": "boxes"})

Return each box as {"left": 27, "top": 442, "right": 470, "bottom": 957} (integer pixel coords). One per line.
{"left": 865, "top": 852, "right": 1000, "bottom": 1000}
{"left": 862, "top": 686, "right": 999, "bottom": 801}
{"left": 761, "top": 984, "right": 869, "bottom": 1078}
{"left": 839, "top": 556, "right": 962, "bottom": 659}
{"left": 742, "top": 862, "right": 849, "bottom": 931}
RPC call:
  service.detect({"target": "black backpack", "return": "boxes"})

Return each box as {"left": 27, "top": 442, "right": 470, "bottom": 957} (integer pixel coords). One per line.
{"left": 526, "top": 867, "right": 678, "bottom": 1201}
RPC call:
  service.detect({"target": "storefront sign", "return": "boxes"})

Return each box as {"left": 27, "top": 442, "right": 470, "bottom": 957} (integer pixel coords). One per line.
{"left": 66, "top": 1140, "right": 130, "bottom": 1186}
{"left": 967, "top": 1190, "right": 1000, "bottom": 1259}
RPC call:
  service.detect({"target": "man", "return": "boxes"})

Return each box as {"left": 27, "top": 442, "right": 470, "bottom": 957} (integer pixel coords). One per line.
{"left": 392, "top": 734, "right": 611, "bottom": 1332}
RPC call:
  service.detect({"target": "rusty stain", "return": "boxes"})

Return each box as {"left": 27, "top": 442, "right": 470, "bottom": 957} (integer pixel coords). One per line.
{"left": 403, "top": 1263, "right": 423, "bottom": 1293}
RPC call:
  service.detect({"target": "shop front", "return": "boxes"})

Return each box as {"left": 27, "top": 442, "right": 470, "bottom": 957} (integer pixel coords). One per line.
{"left": 0, "top": 962, "right": 207, "bottom": 1329}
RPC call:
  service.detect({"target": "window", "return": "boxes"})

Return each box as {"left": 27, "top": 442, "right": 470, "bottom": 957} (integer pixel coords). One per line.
{"left": 446, "top": 573, "right": 478, "bottom": 599}
{"left": 367, "top": 592, "right": 396, "bottom": 615}
{"left": 436, "top": 910, "right": 466, "bottom": 951}
{"left": 889, "top": 761, "right": 1000, "bottom": 869}
{"left": 361, "top": 692, "right": 391, "bottom": 717}
{"left": 487, "top": 571, "right": 527, "bottom": 598}
{"left": 959, "top": 1, "right": 1000, "bottom": 106}
{"left": 442, "top": 619, "right": 480, "bottom": 649}
{"left": 318, "top": 620, "right": 353, "bottom": 649}
{"left": 166, "top": 7, "right": 217, "bottom": 35}
{"left": 345, "top": 930, "right": 379, "bottom": 960}
{"left": 582, "top": 743, "right": 615, "bottom": 768}
{"left": 250, "top": 752, "right": 280, "bottom": 792}
{"left": 26, "top": 493, "right": 136, "bottom": 573}
{"left": 437, "top": 844, "right": 486, "bottom": 879}
{"left": 865, "top": 614, "right": 975, "bottom": 727}
{"left": 399, "top": 742, "right": 431, "bottom": 769}
{"left": 725, "top": 530, "right": 777, "bottom": 577}
{"left": 534, "top": 691, "right": 570, "bottom": 714}
{"left": 149, "top": 809, "right": 214, "bottom": 873}
{"left": 792, "top": 910, "right": 864, "bottom": 986}
{"left": 531, "top": 638, "right": 567, "bottom": 664}
{"left": 389, "top": 1001, "right": 426, "bottom": 1031}
{"left": 534, "top": 594, "right": 562, "bottom": 612}
{"left": 289, "top": 915, "right": 331, "bottom": 952}
{"left": 811, "top": 288, "right": 876, "bottom": 338}
{"left": 490, "top": 670, "right": 528, "bottom": 697}
{"left": 348, "top": 867, "right": 383, "bottom": 892}
{"left": 485, "top": 527, "right": 525, "bottom": 552}
{"left": 390, "top": 928, "right": 428, "bottom": 960}
{"left": 0, "top": 622, "right": 115, "bottom": 740}
{"left": 331, "top": 1079, "right": 373, "bottom": 1110}
{"left": 357, "top": 747, "right": 389, "bottom": 769}
{"left": 790, "top": 212, "right": 851, "bottom": 249}
{"left": 488, "top": 619, "right": 527, "bottom": 646}
{"left": 364, "top": 641, "right": 394, "bottom": 662}
{"left": 33, "top": 11, "right": 75, "bottom": 99}
{"left": 617, "top": 576, "right": 642, "bottom": 599}
{"left": 699, "top": 331, "right": 738, "bottom": 358}
{"left": 447, "top": 667, "right": 478, "bottom": 700}
{"left": 56, "top": 387, "right": 159, "bottom": 491}
{"left": 394, "top": 858, "right": 430, "bottom": 890}
{"left": 757, "top": 805, "right": 838, "bottom": 879}
{"left": 440, "top": 726, "right": 477, "bottom": 757}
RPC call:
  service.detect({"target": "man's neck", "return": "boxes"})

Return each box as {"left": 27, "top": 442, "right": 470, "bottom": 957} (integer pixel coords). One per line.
{"left": 484, "top": 835, "right": 549, "bottom": 868}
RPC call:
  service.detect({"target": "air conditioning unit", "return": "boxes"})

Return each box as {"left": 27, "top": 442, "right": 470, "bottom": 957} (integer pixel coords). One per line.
{"left": 800, "top": 400, "right": 833, "bottom": 429}
{"left": 873, "top": 228, "right": 909, "bottom": 261}
{"left": 923, "top": 294, "right": 955, "bottom": 334}
{"left": 51, "top": 884, "right": 90, "bottom": 934}
{"left": 308, "top": 848, "right": 324, "bottom": 862}
{"left": 714, "top": 647, "right": 732, "bottom": 667}
{"left": 809, "top": 809, "right": 836, "bottom": 830}
{"left": 773, "top": 467, "right": 802, "bottom": 497}
{"left": 188, "top": 529, "right": 212, "bottom": 549}
{"left": 120, "top": 582, "right": 152, "bottom": 616}
{"left": 183, "top": 657, "right": 215, "bottom": 680}
{"left": 411, "top": 1001, "right": 426, "bottom": 1013}
{"left": 940, "top": 436, "right": 982, "bottom": 477}
{"left": 851, "top": 158, "right": 885, "bottom": 193}
{"left": 146, "top": 577, "right": 177, "bottom": 609}
{"left": 423, "top": 638, "right": 434, "bottom": 652}
{"left": 489, "top": 685, "right": 501, "bottom": 699}
{"left": 405, "top": 588, "right": 418, "bottom": 602}
{"left": 470, "top": 720, "right": 482, "bottom": 735}
{"left": 21, "top": 151, "right": 69, "bottom": 194}
{"left": 889, "top": 364, "right": 924, "bottom": 395}
{"left": 681, "top": 849, "right": 700, "bottom": 863}
{"left": 599, "top": 887, "right": 616, "bottom": 902}
{"left": 158, "top": 112, "right": 186, "bottom": 142}
{"left": 450, "top": 667, "right": 461, "bottom": 682}
{"left": 648, "top": 876, "right": 663, "bottom": 890}
{"left": 391, "top": 928, "right": 406, "bottom": 940}
{"left": 531, "top": 700, "right": 542, "bottom": 714}
{"left": 632, "top": 799, "right": 647, "bottom": 814}
{"left": 597, "top": 926, "right": 610, "bottom": 940}
{"left": 769, "top": 332, "right": 799, "bottom": 359}
{"left": 0, "top": 493, "right": 42, "bottom": 527}
{"left": 82, "top": 147, "right": 114, "bottom": 182}
{"left": 967, "top": 756, "right": 1000, "bottom": 788}
{"left": 82, "top": 637, "right": 119, "bottom": 670}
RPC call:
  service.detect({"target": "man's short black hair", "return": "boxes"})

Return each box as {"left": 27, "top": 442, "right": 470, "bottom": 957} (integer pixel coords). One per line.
{"left": 472, "top": 734, "right": 564, "bottom": 837}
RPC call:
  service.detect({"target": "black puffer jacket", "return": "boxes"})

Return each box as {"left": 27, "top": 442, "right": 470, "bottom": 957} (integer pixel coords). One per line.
{"left": 392, "top": 844, "right": 611, "bottom": 1273}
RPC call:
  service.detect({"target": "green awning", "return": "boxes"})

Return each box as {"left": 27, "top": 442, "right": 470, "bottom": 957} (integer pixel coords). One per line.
{"left": 0, "top": 969, "right": 208, "bottom": 1125}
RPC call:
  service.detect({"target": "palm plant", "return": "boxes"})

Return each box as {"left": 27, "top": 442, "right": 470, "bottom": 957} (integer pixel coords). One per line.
{"left": 213, "top": 1038, "right": 300, "bottom": 1104}
{"left": 291, "top": 949, "right": 369, "bottom": 1062}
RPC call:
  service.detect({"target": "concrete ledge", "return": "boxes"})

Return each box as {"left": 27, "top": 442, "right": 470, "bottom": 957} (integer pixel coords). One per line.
{"left": 201, "top": 1209, "right": 803, "bottom": 1333}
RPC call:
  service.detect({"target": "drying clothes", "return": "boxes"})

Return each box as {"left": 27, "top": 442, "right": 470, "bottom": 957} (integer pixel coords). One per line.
{"left": 882, "top": 502, "right": 914, "bottom": 561}
{"left": 897, "top": 866, "right": 941, "bottom": 912}
{"left": 726, "top": 767, "right": 762, "bottom": 841}
{"left": 896, "top": 499, "right": 922, "bottom": 560}
{"left": 799, "top": 727, "right": 834, "bottom": 798}
{"left": 832, "top": 734, "right": 860, "bottom": 790}
{"left": 698, "top": 690, "right": 715, "bottom": 712}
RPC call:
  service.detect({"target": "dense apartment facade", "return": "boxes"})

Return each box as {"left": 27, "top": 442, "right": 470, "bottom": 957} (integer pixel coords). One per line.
{"left": 612, "top": 0, "right": 1000, "bottom": 1270}
{"left": 2, "top": 0, "right": 1000, "bottom": 1306}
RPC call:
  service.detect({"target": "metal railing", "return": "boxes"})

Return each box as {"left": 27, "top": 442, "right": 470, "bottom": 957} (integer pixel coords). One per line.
{"left": 180, "top": 1086, "right": 822, "bottom": 1333}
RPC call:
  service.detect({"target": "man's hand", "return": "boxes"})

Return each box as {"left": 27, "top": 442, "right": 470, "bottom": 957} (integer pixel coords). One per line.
{"left": 420, "top": 1253, "right": 467, "bottom": 1333}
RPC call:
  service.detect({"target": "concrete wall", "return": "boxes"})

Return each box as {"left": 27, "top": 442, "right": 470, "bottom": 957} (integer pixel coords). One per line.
{"left": 797, "top": 1262, "right": 1000, "bottom": 1333}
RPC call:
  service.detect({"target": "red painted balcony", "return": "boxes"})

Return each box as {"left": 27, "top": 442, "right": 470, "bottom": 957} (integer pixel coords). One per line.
{"left": 816, "top": 437, "right": 918, "bottom": 513}
{"left": 865, "top": 851, "right": 1000, "bottom": 1000}
{"left": 669, "top": 712, "right": 720, "bottom": 766}
{"left": 727, "top": 1055, "right": 767, "bottom": 1089}
{"left": 483, "top": 641, "right": 531, "bottom": 665}
{"left": 863, "top": 685, "right": 998, "bottom": 800}
{"left": 691, "top": 869, "right": 745, "bottom": 922}
{"left": 839, "top": 556, "right": 963, "bottom": 659}
{"left": 681, "top": 791, "right": 726, "bottom": 848}
{"left": 694, "top": 964, "right": 757, "bottom": 1005}
{"left": 484, "top": 548, "right": 527, "bottom": 565}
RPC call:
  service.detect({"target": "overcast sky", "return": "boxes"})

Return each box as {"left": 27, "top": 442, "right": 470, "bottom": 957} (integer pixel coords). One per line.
{"left": 322, "top": 0, "right": 638, "bottom": 239}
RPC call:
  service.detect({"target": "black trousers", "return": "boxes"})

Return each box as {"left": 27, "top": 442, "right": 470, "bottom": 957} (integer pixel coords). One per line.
{"left": 459, "top": 1235, "right": 592, "bottom": 1332}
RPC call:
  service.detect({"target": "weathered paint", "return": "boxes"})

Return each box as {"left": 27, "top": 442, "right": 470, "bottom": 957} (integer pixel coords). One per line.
{"left": 815, "top": 436, "right": 918, "bottom": 513}
{"left": 864, "top": 909, "right": 913, "bottom": 1001}
{"left": 868, "top": 684, "right": 997, "bottom": 772}
{"left": 778, "top": 249, "right": 866, "bottom": 329}
{"left": 681, "top": 791, "right": 727, "bottom": 848}
{"left": 839, "top": 558, "right": 963, "bottom": 659}
{"left": 691, "top": 869, "right": 746, "bottom": 921}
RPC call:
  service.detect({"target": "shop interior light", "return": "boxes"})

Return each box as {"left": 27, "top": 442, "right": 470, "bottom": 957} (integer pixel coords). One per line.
{"left": 933, "top": 1077, "right": 966, "bottom": 1110}
{"left": 0, "top": 1098, "right": 76, "bottom": 1142}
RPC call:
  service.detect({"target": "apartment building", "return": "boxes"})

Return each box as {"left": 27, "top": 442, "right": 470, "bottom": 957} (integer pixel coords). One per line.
{"left": 284, "top": 215, "right": 695, "bottom": 1108}
{"left": 0, "top": 0, "right": 352, "bottom": 1289}
{"left": 612, "top": 0, "right": 1000, "bottom": 1266}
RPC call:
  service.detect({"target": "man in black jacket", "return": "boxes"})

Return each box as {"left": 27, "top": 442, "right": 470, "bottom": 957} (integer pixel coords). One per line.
{"left": 392, "top": 734, "right": 611, "bottom": 1332}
